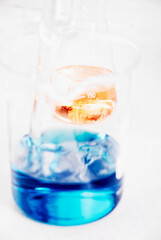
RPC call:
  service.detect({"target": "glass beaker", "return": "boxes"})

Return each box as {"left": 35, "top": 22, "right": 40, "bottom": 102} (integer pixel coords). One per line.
{"left": 1, "top": 0, "right": 139, "bottom": 226}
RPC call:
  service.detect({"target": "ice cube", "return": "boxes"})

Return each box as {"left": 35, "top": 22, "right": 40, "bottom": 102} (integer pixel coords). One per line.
{"left": 100, "top": 137, "right": 118, "bottom": 165}
{"left": 26, "top": 145, "right": 41, "bottom": 176}
{"left": 79, "top": 143, "right": 102, "bottom": 165}
{"left": 40, "top": 142, "right": 62, "bottom": 152}
{"left": 49, "top": 141, "right": 84, "bottom": 182}
{"left": 20, "top": 134, "right": 33, "bottom": 149}
{"left": 40, "top": 150, "right": 56, "bottom": 177}
{"left": 50, "top": 156, "right": 74, "bottom": 181}
{"left": 87, "top": 159, "right": 110, "bottom": 178}
{"left": 15, "top": 135, "right": 33, "bottom": 169}
{"left": 77, "top": 166, "right": 92, "bottom": 182}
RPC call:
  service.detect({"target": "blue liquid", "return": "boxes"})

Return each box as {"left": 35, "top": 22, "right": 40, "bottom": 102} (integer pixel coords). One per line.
{"left": 12, "top": 129, "right": 122, "bottom": 226}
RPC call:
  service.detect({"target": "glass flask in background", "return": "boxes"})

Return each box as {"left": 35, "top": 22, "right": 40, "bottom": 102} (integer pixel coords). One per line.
{"left": 2, "top": 0, "right": 139, "bottom": 226}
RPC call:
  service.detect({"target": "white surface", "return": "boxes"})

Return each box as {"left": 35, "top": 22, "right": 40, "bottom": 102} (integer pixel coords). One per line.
{"left": 0, "top": 0, "right": 161, "bottom": 239}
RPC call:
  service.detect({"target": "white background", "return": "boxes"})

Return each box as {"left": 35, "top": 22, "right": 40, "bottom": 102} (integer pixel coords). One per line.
{"left": 0, "top": 0, "right": 161, "bottom": 239}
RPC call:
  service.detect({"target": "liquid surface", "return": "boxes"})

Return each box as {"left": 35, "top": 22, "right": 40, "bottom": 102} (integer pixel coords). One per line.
{"left": 12, "top": 129, "right": 122, "bottom": 225}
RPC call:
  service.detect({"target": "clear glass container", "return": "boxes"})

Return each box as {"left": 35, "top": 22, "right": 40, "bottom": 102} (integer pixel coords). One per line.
{"left": 1, "top": 0, "right": 139, "bottom": 226}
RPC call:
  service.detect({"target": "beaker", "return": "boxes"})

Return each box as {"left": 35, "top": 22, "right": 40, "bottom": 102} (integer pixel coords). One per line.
{"left": 1, "top": 0, "right": 139, "bottom": 226}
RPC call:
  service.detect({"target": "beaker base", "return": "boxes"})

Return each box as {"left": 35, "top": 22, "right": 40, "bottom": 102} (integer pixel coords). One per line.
{"left": 12, "top": 169, "right": 122, "bottom": 226}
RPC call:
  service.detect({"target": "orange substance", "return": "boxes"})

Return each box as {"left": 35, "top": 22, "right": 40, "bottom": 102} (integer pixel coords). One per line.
{"left": 55, "top": 87, "right": 116, "bottom": 123}
{"left": 48, "top": 65, "right": 117, "bottom": 124}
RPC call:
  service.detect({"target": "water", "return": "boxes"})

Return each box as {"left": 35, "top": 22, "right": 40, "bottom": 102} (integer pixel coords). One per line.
{"left": 12, "top": 129, "right": 122, "bottom": 225}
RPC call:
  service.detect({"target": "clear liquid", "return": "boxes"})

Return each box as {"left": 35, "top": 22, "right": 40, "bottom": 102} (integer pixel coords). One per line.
{"left": 12, "top": 129, "right": 122, "bottom": 225}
